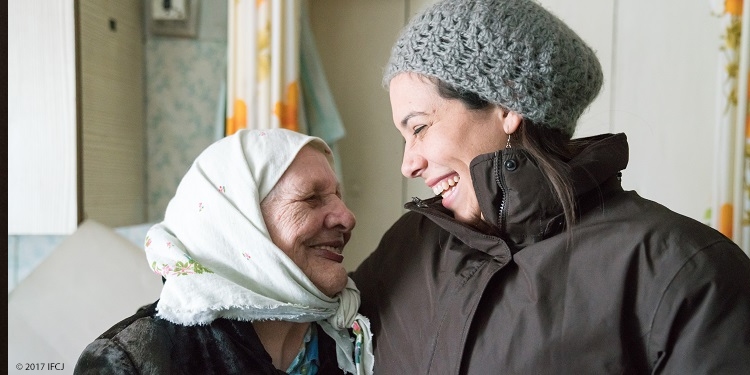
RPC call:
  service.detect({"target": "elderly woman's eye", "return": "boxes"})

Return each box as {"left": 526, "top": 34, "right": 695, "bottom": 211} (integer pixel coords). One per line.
{"left": 413, "top": 125, "right": 426, "bottom": 135}
{"left": 304, "top": 194, "right": 322, "bottom": 206}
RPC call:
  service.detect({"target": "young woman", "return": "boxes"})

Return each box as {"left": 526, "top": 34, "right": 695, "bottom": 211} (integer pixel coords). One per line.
{"left": 351, "top": 0, "right": 750, "bottom": 373}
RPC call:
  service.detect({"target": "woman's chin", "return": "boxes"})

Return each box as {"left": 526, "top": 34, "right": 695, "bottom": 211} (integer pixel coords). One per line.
{"left": 439, "top": 185, "right": 458, "bottom": 210}
{"left": 317, "top": 270, "right": 349, "bottom": 298}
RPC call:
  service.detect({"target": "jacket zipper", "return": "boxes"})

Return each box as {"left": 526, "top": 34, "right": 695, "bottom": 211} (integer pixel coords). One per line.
{"left": 494, "top": 151, "right": 508, "bottom": 232}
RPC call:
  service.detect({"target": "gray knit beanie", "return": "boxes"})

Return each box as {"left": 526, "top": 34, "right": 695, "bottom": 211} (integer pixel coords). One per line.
{"left": 384, "top": 0, "right": 603, "bottom": 136}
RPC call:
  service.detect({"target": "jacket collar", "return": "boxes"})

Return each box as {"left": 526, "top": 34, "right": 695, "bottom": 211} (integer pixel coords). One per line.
{"left": 406, "top": 133, "right": 629, "bottom": 252}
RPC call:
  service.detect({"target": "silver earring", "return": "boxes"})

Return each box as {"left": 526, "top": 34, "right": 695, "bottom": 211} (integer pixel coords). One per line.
{"left": 506, "top": 134, "right": 512, "bottom": 149}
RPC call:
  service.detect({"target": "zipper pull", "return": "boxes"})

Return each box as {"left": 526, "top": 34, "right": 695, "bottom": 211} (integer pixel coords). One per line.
{"left": 412, "top": 197, "right": 428, "bottom": 208}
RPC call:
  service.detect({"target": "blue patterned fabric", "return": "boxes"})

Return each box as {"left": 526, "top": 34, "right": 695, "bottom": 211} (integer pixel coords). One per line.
{"left": 286, "top": 324, "right": 320, "bottom": 375}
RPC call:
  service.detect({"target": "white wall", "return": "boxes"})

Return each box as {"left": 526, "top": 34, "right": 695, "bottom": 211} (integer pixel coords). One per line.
{"left": 610, "top": 0, "right": 720, "bottom": 222}
{"left": 311, "top": 0, "right": 722, "bottom": 270}
{"left": 8, "top": 0, "right": 78, "bottom": 235}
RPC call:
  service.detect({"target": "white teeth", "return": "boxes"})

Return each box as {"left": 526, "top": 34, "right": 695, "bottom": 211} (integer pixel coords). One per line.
{"left": 431, "top": 175, "right": 460, "bottom": 196}
{"left": 315, "top": 245, "right": 340, "bottom": 253}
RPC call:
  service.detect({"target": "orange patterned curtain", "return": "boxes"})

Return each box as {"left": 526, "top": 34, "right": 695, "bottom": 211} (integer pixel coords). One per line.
{"left": 711, "top": 0, "right": 749, "bottom": 252}
{"left": 226, "top": 0, "right": 301, "bottom": 135}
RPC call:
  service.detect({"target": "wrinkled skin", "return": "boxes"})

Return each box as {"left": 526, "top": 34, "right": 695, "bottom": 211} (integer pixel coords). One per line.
{"left": 261, "top": 146, "right": 356, "bottom": 297}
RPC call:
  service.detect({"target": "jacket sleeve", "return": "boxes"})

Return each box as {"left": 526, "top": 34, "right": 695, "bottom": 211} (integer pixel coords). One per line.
{"left": 649, "top": 241, "right": 750, "bottom": 374}
{"left": 74, "top": 339, "right": 138, "bottom": 375}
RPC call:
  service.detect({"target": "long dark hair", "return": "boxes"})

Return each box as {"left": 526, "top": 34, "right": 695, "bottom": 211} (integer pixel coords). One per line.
{"left": 432, "top": 77, "right": 583, "bottom": 238}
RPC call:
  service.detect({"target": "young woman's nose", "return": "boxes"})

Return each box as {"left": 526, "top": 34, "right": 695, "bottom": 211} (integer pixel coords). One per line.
{"left": 401, "top": 146, "right": 426, "bottom": 178}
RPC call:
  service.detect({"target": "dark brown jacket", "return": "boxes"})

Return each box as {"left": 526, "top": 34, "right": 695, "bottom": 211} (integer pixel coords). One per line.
{"left": 352, "top": 133, "right": 750, "bottom": 374}
{"left": 74, "top": 301, "right": 344, "bottom": 374}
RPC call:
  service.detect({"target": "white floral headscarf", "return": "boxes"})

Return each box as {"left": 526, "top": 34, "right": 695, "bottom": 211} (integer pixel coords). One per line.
{"left": 145, "top": 128, "right": 373, "bottom": 375}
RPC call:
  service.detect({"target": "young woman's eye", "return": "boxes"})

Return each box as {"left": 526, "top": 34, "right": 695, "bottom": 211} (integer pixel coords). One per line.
{"left": 413, "top": 125, "right": 427, "bottom": 135}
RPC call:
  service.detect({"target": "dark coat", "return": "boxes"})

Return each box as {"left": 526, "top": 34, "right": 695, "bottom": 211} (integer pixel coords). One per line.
{"left": 352, "top": 133, "right": 750, "bottom": 374}
{"left": 74, "top": 301, "right": 344, "bottom": 375}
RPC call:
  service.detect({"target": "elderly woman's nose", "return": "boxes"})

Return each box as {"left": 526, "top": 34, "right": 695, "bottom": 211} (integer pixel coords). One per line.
{"left": 327, "top": 198, "right": 356, "bottom": 231}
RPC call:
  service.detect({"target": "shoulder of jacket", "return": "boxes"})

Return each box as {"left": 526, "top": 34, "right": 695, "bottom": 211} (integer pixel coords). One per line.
{"left": 95, "top": 301, "right": 159, "bottom": 340}
{"left": 386, "top": 210, "right": 445, "bottom": 236}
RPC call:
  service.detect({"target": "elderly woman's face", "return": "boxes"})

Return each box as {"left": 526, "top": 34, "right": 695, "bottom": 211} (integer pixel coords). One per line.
{"left": 261, "top": 146, "right": 356, "bottom": 297}
{"left": 389, "top": 73, "right": 508, "bottom": 227}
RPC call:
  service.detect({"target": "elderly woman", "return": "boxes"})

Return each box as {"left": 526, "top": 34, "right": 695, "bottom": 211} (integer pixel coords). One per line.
{"left": 75, "top": 129, "right": 373, "bottom": 375}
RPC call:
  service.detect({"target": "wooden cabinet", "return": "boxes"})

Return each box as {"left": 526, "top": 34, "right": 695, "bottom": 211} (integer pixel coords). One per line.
{"left": 8, "top": 0, "right": 145, "bottom": 235}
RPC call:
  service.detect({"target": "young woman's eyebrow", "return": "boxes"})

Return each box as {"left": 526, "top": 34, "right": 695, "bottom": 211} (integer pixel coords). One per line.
{"left": 400, "top": 111, "right": 427, "bottom": 127}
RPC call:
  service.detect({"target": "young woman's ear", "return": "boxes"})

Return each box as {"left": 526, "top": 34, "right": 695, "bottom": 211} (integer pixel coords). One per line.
{"left": 500, "top": 110, "right": 522, "bottom": 135}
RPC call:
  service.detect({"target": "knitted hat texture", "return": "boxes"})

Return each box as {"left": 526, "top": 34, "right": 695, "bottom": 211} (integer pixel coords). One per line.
{"left": 383, "top": 0, "right": 603, "bottom": 136}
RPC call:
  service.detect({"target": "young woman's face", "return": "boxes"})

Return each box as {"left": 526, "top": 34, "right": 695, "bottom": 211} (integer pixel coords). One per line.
{"left": 389, "top": 73, "right": 508, "bottom": 227}
{"left": 261, "top": 146, "right": 356, "bottom": 297}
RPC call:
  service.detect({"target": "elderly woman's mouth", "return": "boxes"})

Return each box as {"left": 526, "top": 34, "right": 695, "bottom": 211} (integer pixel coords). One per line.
{"left": 312, "top": 245, "right": 344, "bottom": 263}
